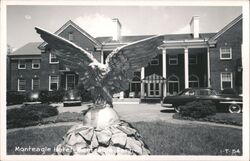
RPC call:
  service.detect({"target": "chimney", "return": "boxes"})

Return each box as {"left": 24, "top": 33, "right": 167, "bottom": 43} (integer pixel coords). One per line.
{"left": 112, "top": 18, "right": 122, "bottom": 41}
{"left": 190, "top": 16, "right": 200, "bottom": 39}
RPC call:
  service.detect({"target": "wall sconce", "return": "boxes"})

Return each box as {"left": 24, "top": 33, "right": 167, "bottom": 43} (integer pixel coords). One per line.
{"left": 225, "top": 68, "right": 228, "bottom": 72}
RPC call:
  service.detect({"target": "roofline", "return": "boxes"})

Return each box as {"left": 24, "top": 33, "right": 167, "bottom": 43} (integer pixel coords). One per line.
{"left": 38, "top": 20, "right": 101, "bottom": 49}
{"left": 209, "top": 14, "right": 242, "bottom": 42}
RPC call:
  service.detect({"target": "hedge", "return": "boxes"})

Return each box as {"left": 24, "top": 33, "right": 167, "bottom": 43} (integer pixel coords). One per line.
{"left": 179, "top": 100, "right": 216, "bottom": 118}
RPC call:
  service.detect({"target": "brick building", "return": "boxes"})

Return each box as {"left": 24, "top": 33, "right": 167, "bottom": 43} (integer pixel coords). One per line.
{"left": 7, "top": 15, "right": 242, "bottom": 101}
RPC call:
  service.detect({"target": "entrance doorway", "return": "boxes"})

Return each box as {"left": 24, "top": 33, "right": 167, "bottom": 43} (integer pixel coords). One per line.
{"left": 148, "top": 82, "right": 161, "bottom": 97}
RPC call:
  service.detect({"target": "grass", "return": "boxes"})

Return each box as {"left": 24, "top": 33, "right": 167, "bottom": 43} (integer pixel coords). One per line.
{"left": 7, "top": 125, "right": 71, "bottom": 155}
{"left": 173, "top": 113, "right": 242, "bottom": 126}
{"left": 41, "top": 112, "right": 84, "bottom": 124}
{"left": 7, "top": 121, "right": 242, "bottom": 155}
{"left": 7, "top": 104, "right": 58, "bottom": 129}
{"left": 132, "top": 121, "right": 242, "bottom": 155}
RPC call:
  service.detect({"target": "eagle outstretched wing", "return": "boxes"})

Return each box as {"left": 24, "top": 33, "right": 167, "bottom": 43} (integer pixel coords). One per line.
{"left": 103, "top": 35, "right": 164, "bottom": 95}
{"left": 35, "top": 26, "right": 163, "bottom": 103}
{"left": 35, "top": 27, "right": 105, "bottom": 90}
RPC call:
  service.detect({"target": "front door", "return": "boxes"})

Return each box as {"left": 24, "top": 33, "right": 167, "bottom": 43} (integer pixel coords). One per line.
{"left": 148, "top": 82, "right": 161, "bottom": 97}
{"left": 66, "top": 74, "right": 75, "bottom": 90}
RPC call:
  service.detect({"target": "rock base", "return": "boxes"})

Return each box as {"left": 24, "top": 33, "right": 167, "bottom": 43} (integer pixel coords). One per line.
{"left": 55, "top": 121, "right": 150, "bottom": 155}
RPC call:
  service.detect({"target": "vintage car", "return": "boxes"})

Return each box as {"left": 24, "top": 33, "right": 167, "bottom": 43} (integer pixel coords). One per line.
{"left": 63, "top": 89, "right": 82, "bottom": 107}
{"left": 23, "top": 91, "right": 41, "bottom": 105}
{"left": 161, "top": 88, "right": 242, "bottom": 113}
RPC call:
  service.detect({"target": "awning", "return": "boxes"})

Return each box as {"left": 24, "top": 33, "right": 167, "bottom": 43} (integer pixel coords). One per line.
{"left": 142, "top": 73, "right": 166, "bottom": 83}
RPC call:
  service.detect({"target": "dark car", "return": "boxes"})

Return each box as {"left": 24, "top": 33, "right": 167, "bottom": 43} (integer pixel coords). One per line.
{"left": 162, "top": 88, "right": 242, "bottom": 113}
{"left": 63, "top": 89, "right": 82, "bottom": 107}
{"left": 23, "top": 91, "right": 41, "bottom": 105}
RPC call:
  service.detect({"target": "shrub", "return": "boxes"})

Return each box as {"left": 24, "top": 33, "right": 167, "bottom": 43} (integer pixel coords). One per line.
{"left": 49, "top": 88, "right": 65, "bottom": 103}
{"left": 7, "top": 103, "right": 58, "bottom": 129}
{"left": 7, "top": 91, "right": 25, "bottom": 105}
{"left": 179, "top": 100, "right": 216, "bottom": 118}
{"left": 39, "top": 90, "right": 50, "bottom": 103}
{"left": 39, "top": 89, "right": 65, "bottom": 103}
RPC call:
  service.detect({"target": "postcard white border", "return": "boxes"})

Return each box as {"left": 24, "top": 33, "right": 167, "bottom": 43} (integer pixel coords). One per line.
{"left": 1, "top": 0, "right": 249, "bottom": 161}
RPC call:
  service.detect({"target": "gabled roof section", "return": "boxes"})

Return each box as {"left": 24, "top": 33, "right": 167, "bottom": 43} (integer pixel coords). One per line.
{"left": 38, "top": 20, "right": 101, "bottom": 49}
{"left": 209, "top": 14, "right": 242, "bottom": 42}
{"left": 96, "top": 33, "right": 215, "bottom": 45}
{"left": 96, "top": 35, "right": 155, "bottom": 44}
{"left": 9, "top": 42, "right": 42, "bottom": 56}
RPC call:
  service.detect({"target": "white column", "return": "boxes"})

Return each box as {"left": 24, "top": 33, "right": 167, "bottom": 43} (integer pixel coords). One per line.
{"left": 119, "top": 91, "right": 124, "bottom": 99}
{"left": 101, "top": 51, "right": 104, "bottom": 64}
{"left": 207, "top": 47, "right": 211, "bottom": 87}
{"left": 184, "top": 48, "right": 189, "bottom": 89}
{"left": 140, "top": 67, "right": 145, "bottom": 98}
{"left": 162, "top": 49, "right": 167, "bottom": 97}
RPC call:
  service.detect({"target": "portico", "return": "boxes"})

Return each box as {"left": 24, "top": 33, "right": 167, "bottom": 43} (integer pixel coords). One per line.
{"left": 140, "top": 38, "right": 212, "bottom": 100}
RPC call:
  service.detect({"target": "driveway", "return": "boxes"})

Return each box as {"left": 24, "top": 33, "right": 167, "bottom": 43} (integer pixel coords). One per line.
{"left": 7, "top": 103, "right": 241, "bottom": 129}
{"left": 51, "top": 103, "right": 241, "bottom": 129}
{"left": 52, "top": 102, "right": 175, "bottom": 122}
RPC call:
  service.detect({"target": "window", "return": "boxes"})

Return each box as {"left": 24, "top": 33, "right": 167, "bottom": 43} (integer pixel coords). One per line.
{"left": 150, "top": 56, "right": 159, "bottom": 65}
{"left": 18, "top": 78, "right": 26, "bottom": 91}
{"left": 168, "top": 75, "right": 179, "bottom": 95}
{"left": 189, "top": 55, "right": 197, "bottom": 65}
{"left": 220, "top": 47, "right": 232, "bottom": 60}
{"left": 49, "top": 76, "right": 59, "bottom": 91}
{"left": 66, "top": 74, "right": 75, "bottom": 90}
{"left": 148, "top": 82, "right": 161, "bottom": 97}
{"left": 69, "top": 32, "right": 74, "bottom": 41}
{"left": 49, "top": 53, "right": 59, "bottom": 64}
{"left": 18, "top": 60, "right": 26, "bottom": 69}
{"left": 183, "top": 90, "right": 195, "bottom": 96}
{"left": 169, "top": 55, "right": 178, "bottom": 65}
{"left": 189, "top": 75, "right": 199, "bottom": 88}
{"left": 32, "top": 60, "right": 40, "bottom": 69}
{"left": 129, "top": 76, "right": 141, "bottom": 98}
{"left": 221, "top": 72, "right": 233, "bottom": 89}
{"left": 32, "top": 78, "right": 40, "bottom": 90}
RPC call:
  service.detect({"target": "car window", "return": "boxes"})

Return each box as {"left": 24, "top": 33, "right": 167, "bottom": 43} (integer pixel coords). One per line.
{"left": 182, "top": 90, "right": 195, "bottom": 96}
{"left": 195, "top": 89, "right": 215, "bottom": 96}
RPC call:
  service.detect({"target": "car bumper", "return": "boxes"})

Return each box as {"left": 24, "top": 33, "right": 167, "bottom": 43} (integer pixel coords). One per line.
{"left": 63, "top": 101, "right": 81, "bottom": 104}
{"left": 161, "top": 102, "right": 173, "bottom": 107}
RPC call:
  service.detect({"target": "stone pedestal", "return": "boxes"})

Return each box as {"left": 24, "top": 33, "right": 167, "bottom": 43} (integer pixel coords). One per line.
{"left": 55, "top": 106, "right": 150, "bottom": 155}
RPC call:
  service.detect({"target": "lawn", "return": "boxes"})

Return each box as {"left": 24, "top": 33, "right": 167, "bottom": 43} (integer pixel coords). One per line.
{"left": 7, "top": 121, "right": 242, "bottom": 155}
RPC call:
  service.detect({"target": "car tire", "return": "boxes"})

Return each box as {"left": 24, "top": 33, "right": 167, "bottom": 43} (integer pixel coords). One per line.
{"left": 228, "top": 104, "right": 241, "bottom": 113}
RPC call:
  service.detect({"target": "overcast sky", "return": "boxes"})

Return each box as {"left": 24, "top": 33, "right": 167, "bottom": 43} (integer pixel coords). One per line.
{"left": 7, "top": 5, "right": 242, "bottom": 50}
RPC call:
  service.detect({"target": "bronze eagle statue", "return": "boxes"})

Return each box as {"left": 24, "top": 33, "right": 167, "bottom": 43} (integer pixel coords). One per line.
{"left": 35, "top": 27, "right": 163, "bottom": 108}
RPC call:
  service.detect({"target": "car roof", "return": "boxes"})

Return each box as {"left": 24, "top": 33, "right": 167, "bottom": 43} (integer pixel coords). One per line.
{"left": 186, "top": 88, "right": 214, "bottom": 90}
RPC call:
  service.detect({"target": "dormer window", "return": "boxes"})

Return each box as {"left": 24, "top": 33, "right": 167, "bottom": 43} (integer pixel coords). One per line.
{"left": 69, "top": 32, "right": 74, "bottom": 41}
